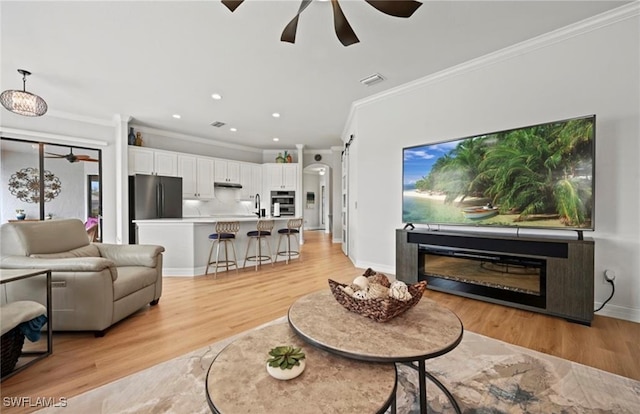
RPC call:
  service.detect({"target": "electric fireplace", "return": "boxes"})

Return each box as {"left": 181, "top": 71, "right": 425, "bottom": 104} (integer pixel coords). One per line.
{"left": 419, "top": 245, "right": 546, "bottom": 308}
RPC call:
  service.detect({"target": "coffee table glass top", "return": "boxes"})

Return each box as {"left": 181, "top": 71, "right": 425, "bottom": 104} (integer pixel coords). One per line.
{"left": 206, "top": 322, "right": 397, "bottom": 414}
{"left": 288, "top": 289, "right": 463, "bottom": 362}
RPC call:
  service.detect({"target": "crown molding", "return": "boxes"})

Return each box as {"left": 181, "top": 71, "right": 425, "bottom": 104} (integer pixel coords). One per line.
{"left": 343, "top": 2, "right": 640, "bottom": 136}
{"left": 46, "top": 109, "right": 116, "bottom": 127}
{"left": 0, "top": 126, "right": 108, "bottom": 147}
{"left": 131, "top": 125, "right": 263, "bottom": 154}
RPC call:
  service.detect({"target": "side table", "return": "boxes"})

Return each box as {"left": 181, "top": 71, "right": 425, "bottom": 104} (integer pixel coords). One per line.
{"left": 206, "top": 323, "right": 397, "bottom": 414}
{"left": 288, "top": 289, "right": 464, "bottom": 414}
{"left": 0, "top": 268, "right": 52, "bottom": 380}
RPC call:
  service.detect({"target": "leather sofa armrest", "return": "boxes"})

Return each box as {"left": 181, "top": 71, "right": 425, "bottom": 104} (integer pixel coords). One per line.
{"left": 94, "top": 244, "right": 164, "bottom": 268}
{"left": 0, "top": 256, "right": 117, "bottom": 279}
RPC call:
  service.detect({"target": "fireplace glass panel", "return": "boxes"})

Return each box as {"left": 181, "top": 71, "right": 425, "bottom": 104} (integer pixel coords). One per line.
{"left": 418, "top": 246, "right": 546, "bottom": 308}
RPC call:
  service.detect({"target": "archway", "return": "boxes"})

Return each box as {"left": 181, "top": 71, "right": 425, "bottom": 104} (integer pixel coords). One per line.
{"left": 302, "top": 163, "right": 331, "bottom": 233}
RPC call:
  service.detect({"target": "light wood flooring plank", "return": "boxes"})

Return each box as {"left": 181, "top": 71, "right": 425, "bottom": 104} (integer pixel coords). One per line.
{"left": 1, "top": 231, "right": 638, "bottom": 413}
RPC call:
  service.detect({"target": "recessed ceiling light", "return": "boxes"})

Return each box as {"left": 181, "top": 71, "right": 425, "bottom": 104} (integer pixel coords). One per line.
{"left": 230, "top": 127, "right": 237, "bottom": 132}
{"left": 272, "top": 112, "right": 280, "bottom": 118}
{"left": 172, "top": 114, "right": 181, "bottom": 119}
{"left": 211, "top": 93, "right": 222, "bottom": 100}
{"left": 273, "top": 137, "right": 279, "bottom": 142}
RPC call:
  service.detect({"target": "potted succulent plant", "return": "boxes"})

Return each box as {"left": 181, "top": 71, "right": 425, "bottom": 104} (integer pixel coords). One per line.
{"left": 266, "top": 345, "right": 306, "bottom": 380}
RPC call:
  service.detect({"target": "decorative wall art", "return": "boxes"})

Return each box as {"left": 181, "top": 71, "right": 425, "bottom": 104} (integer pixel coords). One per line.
{"left": 306, "top": 191, "right": 315, "bottom": 209}
{"left": 8, "top": 167, "right": 62, "bottom": 203}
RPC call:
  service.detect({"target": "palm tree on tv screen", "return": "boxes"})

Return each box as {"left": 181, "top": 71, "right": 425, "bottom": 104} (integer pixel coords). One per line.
{"left": 420, "top": 118, "right": 593, "bottom": 227}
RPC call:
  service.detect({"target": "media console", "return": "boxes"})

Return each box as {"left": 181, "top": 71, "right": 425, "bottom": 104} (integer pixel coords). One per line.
{"left": 396, "top": 229, "right": 594, "bottom": 325}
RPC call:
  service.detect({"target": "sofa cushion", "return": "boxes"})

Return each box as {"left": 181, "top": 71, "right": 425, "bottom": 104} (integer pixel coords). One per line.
{"left": 113, "top": 267, "right": 158, "bottom": 301}
{"left": 30, "top": 244, "right": 100, "bottom": 259}
{"left": 1, "top": 219, "right": 89, "bottom": 256}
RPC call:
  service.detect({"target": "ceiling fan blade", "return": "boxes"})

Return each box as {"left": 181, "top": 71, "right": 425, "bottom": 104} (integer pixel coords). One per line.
{"left": 44, "top": 152, "right": 65, "bottom": 158}
{"left": 221, "top": 0, "right": 244, "bottom": 12}
{"left": 75, "top": 155, "right": 98, "bottom": 161}
{"left": 280, "top": 0, "right": 313, "bottom": 44}
{"left": 364, "top": 0, "right": 422, "bottom": 18}
{"left": 331, "top": 0, "right": 359, "bottom": 46}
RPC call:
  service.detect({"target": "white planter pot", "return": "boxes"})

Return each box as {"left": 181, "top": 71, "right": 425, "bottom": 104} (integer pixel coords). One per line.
{"left": 266, "top": 359, "right": 306, "bottom": 380}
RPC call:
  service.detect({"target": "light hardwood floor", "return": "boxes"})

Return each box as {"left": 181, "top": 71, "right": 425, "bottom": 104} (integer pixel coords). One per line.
{"left": 1, "top": 230, "right": 639, "bottom": 413}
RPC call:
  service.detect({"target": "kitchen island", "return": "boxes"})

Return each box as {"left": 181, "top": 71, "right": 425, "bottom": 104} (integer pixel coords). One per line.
{"left": 134, "top": 216, "right": 294, "bottom": 276}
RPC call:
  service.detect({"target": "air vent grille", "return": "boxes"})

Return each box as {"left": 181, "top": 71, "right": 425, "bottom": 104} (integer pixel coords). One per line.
{"left": 211, "top": 121, "right": 226, "bottom": 127}
{"left": 359, "top": 73, "right": 385, "bottom": 86}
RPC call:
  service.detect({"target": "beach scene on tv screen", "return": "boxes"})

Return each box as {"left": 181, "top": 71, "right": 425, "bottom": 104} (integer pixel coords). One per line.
{"left": 402, "top": 117, "right": 594, "bottom": 229}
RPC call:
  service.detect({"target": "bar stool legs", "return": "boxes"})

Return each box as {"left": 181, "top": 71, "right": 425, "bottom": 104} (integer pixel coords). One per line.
{"left": 205, "top": 221, "right": 240, "bottom": 277}
{"left": 276, "top": 218, "right": 303, "bottom": 264}
{"left": 243, "top": 219, "right": 275, "bottom": 271}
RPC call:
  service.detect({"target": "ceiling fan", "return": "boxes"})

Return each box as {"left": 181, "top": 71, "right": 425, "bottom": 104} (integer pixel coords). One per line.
{"left": 221, "top": 0, "right": 423, "bottom": 46}
{"left": 45, "top": 148, "right": 98, "bottom": 163}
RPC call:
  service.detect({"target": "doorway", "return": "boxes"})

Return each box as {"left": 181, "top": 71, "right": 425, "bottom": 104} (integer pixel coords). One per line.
{"left": 302, "top": 163, "right": 330, "bottom": 233}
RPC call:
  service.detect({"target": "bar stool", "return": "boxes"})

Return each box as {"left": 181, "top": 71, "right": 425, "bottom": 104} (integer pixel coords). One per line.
{"left": 205, "top": 221, "right": 240, "bottom": 277}
{"left": 276, "top": 217, "right": 303, "bottom": 264}
{"left": 243, "top": 219, "right": 275, "bottom": 271}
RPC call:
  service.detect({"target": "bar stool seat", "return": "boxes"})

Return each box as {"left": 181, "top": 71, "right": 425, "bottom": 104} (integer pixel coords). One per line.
{"left": 243, "top": 219, "right": 275, "bottom": 271}
{"left": 205, "top": 221, "right": 240, "bottom": 277}
{"left": 276, "top": 217, "right": 303, "bottom": 264}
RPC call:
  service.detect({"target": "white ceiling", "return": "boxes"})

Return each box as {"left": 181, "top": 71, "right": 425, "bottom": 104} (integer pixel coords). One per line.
{"left": 0, "top": 0, "right": 629, "bottom": 151}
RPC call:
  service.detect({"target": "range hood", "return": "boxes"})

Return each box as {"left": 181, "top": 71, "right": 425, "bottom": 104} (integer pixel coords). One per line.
{"left": 214, "top": 182, "right": 242, "bottom": 189}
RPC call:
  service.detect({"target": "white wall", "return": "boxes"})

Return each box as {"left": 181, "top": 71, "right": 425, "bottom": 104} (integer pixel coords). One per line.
{"left": 345, "top": 6, "right": 640, "bottom": 322}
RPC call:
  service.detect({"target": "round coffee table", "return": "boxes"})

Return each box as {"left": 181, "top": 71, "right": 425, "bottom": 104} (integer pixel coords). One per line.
{"left": 288, "top": 289, "right": 464, "bottom": 414}
{"left": 205, "top": 323, "right": 397, "bottom": 414}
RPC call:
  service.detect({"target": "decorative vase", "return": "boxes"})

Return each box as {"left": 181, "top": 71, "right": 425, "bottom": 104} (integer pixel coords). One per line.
{"left": 16, "top": 212, "right": 26, "bottom": 220}
{"left": 128, "top": 127, "right": 136, "bottom": 145}
{"left": 286, "top": 153, "right": 293, "bottom": 163}
{"left": 266, "top": 359, "right": 305, "bottom": 380}
{"left": 275, "top": 153, "right": 285, "bottom": 163}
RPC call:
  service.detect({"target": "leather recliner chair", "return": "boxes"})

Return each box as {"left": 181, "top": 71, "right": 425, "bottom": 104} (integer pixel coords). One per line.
{"left": 0, "top": 218, "right": 164, "bottom": 335}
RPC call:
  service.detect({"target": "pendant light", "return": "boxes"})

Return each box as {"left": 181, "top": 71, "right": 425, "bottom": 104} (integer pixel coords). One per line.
{"left": 1, "top": 69, "right": 48, "bottom": 117}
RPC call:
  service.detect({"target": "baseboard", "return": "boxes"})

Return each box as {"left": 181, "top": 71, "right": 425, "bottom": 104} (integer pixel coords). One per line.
{"left": 162, "top": 268, "right": 200, "bottom": 277}
{"left": 354, "top": 260, "right": 395, "bottom": 275}
{"left": 594, "top": 303, "right": 640, "bottom": 323}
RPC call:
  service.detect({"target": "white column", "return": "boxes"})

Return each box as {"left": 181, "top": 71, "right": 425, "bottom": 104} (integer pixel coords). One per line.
{"left": 113, "top": 114, "right": 132, "bottom": 244}
{"left": 296, "top": 144, "right": 304, "bottom": 244}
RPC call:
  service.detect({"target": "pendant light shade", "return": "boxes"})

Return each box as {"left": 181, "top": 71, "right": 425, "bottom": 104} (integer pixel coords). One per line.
{"left": 1, "top": 69, "right": 48, "bottom": 117}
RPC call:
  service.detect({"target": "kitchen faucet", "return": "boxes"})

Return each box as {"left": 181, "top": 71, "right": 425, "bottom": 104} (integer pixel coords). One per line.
{"left": 255, "top": 193, "right": 261, "bottom": 217}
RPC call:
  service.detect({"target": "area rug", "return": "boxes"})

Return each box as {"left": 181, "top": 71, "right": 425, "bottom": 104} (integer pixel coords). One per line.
{"left": 36, "top": 317, "right": 640, "bottom": 414}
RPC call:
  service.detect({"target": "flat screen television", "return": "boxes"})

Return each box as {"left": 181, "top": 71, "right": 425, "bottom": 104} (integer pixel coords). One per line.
{"left": 402, "top": 115, "right": 595, "bottom": 231}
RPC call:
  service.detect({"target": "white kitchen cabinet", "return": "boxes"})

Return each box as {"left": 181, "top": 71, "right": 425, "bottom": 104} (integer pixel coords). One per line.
{"left": 264, "top": 163, "right": 297, "bottom": 191}
{"left": 214, "top": 160, "right": 241, "bottom": 184}
{"left": 129, "top": 147, "right": 178, "bottom": 177}
{"left": 240, "top": 163, "right": 263, "bottom": 200}
{"left": 178, "top": 155, "right": 214, "bottom": 200}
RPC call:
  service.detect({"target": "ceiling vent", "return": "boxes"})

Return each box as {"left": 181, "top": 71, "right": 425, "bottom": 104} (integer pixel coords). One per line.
{"left": 210, "top": 121, "right": 226, "bottom": 128}
{"left": 359, "top": 73, "right": 385, "bottom": 86}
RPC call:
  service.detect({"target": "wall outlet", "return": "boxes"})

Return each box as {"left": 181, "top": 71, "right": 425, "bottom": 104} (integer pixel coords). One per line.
{"left": 604, "top": 269, "right": 616, "bottom": 283}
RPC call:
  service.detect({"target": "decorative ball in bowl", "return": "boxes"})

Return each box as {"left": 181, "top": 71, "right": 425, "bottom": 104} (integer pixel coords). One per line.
{"left": 329, "top": 268, "right": 427, "bottom": 322}
{"left": 266, "top": 345, "right": 306, "bottom": 380}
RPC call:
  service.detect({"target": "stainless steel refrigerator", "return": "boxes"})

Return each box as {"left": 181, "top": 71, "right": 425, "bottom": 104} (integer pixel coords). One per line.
{"left": 129, "top": 174, "right": 183, "bottom": 243}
